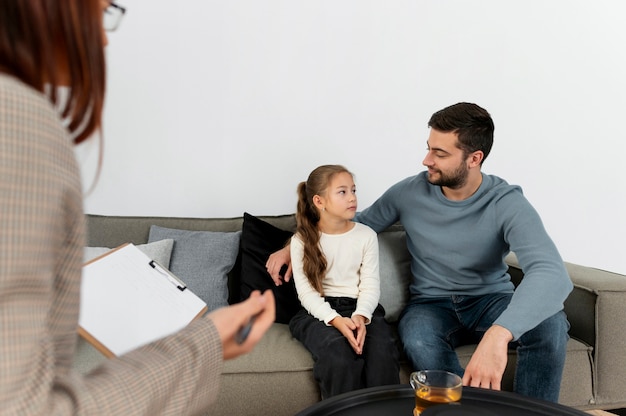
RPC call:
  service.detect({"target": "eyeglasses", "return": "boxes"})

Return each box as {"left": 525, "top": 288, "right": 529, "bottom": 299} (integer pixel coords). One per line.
{"left": 104, "top": 1, "right": 126, "bottom": 32}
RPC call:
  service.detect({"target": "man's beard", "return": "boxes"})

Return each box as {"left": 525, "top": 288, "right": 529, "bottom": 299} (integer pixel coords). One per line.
{"left": 427, "top": 161, "right": 469, "bottom": 189}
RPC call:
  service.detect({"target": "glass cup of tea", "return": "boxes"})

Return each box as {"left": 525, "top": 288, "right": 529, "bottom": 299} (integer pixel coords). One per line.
{"left": 410, "top": 370, "right": 463, "bottom": 415}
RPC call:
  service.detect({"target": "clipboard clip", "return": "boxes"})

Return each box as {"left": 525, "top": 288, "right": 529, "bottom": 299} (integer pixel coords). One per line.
{"left": 149, "top": 260, "right": 187, "bottom": 291}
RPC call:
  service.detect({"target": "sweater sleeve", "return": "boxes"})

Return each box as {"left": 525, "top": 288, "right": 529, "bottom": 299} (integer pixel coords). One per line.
{"left": 355, "top": 178, "right": 407, "bottom": 232}
{"left": 492, "top": 190, "right": 573, "bottom": 340}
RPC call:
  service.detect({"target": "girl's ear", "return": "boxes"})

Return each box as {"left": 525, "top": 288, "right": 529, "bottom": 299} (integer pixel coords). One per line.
{"left": 312, "top": 195, "right": 324, "bottom": 211}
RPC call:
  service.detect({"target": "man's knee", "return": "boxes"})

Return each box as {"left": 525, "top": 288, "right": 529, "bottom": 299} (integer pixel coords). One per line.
{"left": 520, "top": 310, "right": 569, "bottom": 350}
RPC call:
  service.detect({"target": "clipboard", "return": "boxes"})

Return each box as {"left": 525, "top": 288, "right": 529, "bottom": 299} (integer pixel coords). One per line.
{"left": 78, "top": 243, "right": 208, "bottom": 358}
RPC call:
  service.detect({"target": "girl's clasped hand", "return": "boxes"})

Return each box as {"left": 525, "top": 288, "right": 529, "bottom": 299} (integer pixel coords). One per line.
{"left": 330, "top": 315, "right": 366, "bottom": 355}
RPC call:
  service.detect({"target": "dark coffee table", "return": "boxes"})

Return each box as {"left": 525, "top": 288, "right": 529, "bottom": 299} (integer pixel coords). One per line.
{"left": 295, "top": 384, "right": 588, "bottom": 416}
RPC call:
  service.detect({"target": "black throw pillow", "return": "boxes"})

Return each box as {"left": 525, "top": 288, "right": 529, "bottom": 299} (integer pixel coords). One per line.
{"left": 239, "top": 212, "right": 301, "bottom": 324}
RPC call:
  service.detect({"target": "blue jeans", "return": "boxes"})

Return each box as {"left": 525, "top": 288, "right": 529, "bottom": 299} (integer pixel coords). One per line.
{"left": 290, "top": 297, "right": 400, "bottom": 399}
{"left": 397, "top": 293, "right": 569, "bottom": 402}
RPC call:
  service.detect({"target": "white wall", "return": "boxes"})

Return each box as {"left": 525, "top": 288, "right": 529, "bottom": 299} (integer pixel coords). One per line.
{"left": 76, "top": 0, "right": 626, "bottom": 275}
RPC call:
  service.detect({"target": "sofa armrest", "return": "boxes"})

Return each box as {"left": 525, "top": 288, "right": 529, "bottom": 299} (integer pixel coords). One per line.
{"left": 562, "top": 261, "right": 626, "bottom": 406}
{"left": 506, "top": 253, "right": 626, "bottom": 407}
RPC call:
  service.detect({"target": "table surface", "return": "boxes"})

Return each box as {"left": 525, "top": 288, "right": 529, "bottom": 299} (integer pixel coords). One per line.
{"left": 295, "top": 384, "right": 590, "bottom": 416}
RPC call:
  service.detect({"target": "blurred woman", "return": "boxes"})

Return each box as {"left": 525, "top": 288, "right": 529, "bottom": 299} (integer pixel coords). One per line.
{"left": 0, "top": 1, "right": 274, "bottom": 414}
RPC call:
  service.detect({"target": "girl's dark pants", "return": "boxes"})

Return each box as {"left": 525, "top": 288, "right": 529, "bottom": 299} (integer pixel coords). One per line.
{"left": 289, "top": 296, "right": 400, "bottom": 399}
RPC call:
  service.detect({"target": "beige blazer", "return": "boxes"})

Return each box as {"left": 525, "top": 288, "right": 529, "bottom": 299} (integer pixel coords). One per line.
{"left": 0, "top": 73, "right": 223, "bottom": 415}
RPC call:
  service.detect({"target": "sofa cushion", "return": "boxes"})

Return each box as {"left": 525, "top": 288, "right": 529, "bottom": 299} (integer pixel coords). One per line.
{"left": 239, "top": 213, "right": 301, "bottom": 324}
{"left": 216, "top": 323, "right": 319, "bottom": 415}
{"left": 222, "top": 323, "right": 314, "bottom": 374}
{"left": 83, "top": 239, "right": 174, "bottom": 268}
{"left": 148, "top": 226, "right": 240, "bottom": 312}
{"left": 454, "top": 338, "right": 594, "bottom": 407}
{"left": 377, "top": 230, "right": 411, "bottom": 323}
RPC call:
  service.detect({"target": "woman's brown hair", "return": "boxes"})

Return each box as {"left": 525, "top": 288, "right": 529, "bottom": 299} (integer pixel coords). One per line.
{"left": 295, "top": 165, "right": 352, "bottom": 294}
{"left": 0, "top": 0, "right": 106, "bottom": 144}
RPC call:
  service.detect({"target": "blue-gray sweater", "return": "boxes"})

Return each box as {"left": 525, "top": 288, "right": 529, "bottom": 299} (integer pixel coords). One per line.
{"left": 355, "top": 171, "right": 572, "bottom": 340}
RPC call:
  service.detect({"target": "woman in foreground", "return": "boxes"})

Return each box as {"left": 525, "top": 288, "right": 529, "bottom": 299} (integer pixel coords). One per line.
{"left": 0, "top": 1, "right": 274, "bottom": 414}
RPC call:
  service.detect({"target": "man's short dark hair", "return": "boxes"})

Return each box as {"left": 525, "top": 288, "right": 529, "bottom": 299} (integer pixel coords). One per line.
{"left": 428, "top": 102, "right": 495, "bottom": 164}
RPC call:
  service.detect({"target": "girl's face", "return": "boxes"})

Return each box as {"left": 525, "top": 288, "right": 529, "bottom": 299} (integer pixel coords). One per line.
{"left": 315, "top": 172, "right": 357, "bottom": 221}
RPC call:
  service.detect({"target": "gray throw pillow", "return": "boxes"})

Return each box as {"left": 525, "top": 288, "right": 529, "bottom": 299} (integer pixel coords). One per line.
{"left": 148, "top": 226, "right": 241, "bottom": 312}
{"left": 83, "top": 239, "right": 174, "bottom": 268}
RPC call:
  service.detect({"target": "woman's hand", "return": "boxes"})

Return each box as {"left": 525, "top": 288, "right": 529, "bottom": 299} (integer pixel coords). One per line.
{"left": 207, "top": 290, "right": 275, "bottom": 360}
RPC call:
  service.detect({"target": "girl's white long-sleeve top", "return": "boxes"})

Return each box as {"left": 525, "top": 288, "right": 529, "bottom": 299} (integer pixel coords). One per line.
{"left": 291, "top": 222, "right": 380, "bottom": 325}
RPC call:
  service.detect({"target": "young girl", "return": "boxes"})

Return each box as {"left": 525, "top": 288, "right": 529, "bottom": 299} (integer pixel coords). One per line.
{"left": 289, "top": 164, "right": 400, "bottom": 399}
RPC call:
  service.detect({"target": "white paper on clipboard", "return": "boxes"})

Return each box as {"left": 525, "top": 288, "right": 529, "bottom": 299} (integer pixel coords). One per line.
{"left": 78, "top": 243, "right": 207, "bottom": 357}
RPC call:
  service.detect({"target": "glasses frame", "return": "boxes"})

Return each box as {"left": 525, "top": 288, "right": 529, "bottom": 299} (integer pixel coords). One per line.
{"left": 104, "top": 1, "right": 126, "bottom": 32}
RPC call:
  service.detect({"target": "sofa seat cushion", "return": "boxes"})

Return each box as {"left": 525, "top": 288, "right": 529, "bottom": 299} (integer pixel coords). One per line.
{"left": 73, "top": 323, "right": 313, "bottom": 378}
{"left": 75, "top": 324, "right": 315, "bottom": 378}
{"left": 455, "top": 337, "right": 594, "bottom": 407}
{"left": 222, "top": 323, "right": 313, "bottom": 374}
{"left": 215, "top": 325, "right": 319, "bottom": 416}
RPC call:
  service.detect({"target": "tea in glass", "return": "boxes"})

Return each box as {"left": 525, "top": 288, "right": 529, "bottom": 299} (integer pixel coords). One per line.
{"left": 410, "top": 370, "right": 462, "bottom": 415}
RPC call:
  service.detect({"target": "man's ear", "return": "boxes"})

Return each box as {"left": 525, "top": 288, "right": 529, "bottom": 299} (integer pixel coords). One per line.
{"left": 469, "top": 150, "right": 484, "bottom": 167}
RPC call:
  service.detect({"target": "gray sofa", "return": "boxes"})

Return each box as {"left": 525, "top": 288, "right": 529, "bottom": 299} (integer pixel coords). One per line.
{"left": 74, "top": 214, "right": 626, "bottom": 415}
